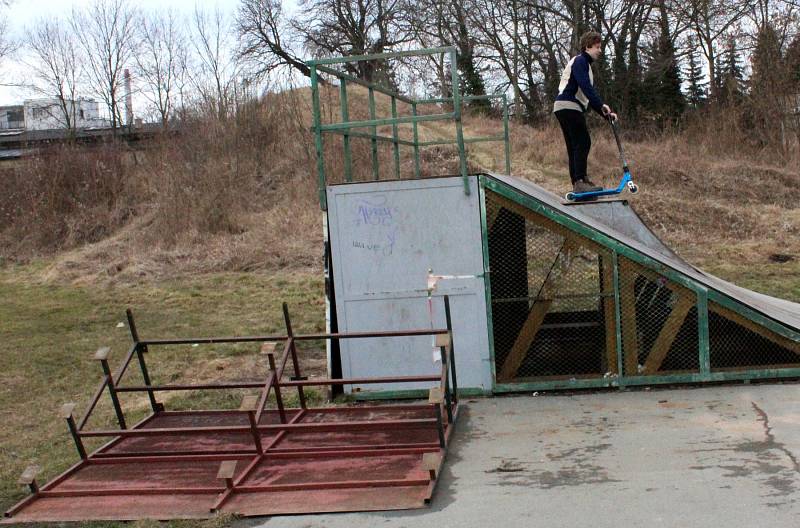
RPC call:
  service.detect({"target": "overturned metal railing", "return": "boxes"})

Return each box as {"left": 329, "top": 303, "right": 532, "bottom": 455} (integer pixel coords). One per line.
{"left": 6, "top": 297, "right": 459, "bottom": 520}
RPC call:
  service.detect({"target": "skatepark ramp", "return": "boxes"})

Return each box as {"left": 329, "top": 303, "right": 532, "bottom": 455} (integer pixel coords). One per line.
{"left": 482, "top": 173, "right": 800, "bottom": 391}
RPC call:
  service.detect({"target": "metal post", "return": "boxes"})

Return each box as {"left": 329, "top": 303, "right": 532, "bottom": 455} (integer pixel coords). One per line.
{"left": 391, "top": 96, "right": 400, "bottom": 179}
{"left": 126, "top": 309, "right": 161, "bottom": 413}
{"left": 412, "top": 102, "right": 421, "bottom": 178}
{"left": 434, "top": 405, "right": 446, "bottom": 448}
{"left": 96, "top": 348, "right": 126, "bottom": 429}
{"left": 612, "top": 252, "right": 625, "bottom": 388}
{"left": 441, "top": 347, "right": 453, "bottom": 423}
{"left": 267, "top": 353, "right": 287, "bottom": 423}
{"left": 502, "top": 94, "right": 511, "bottom": 174}
{"left": 450, "top": 49, "right": 469, "bottom": 195}
{"left": 61, "top": 404, "right": 87, "bottom": 460}
{"left": 339, "top": 80, "right": 352, "bottom": 182}
{"left": 697, "top": 289, "right": 710, "bottom": 379}
{"left": 310, "top": 65, "right": 327, "bottom": 209}
{"left": 443, "top": 295, "right": 458, "bottom": 403}
{"left": 283, "top": 303, "right": 307, "bottom": 408}
{"left": 369, "top": 87, "right": 379, "bottom": 180}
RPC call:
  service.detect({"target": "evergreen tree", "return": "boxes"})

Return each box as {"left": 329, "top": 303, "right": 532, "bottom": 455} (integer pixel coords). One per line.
{"left": 750, "top": 23, "right": 783, "bottom": 99}
{"left": 685, "top": 38, "right": 708, "bottom": 108}
{"left": 640, "top": 6, "right": 684, "bottom": 125}
{"left": 785, "top": 34, "right": 800, "bottom": 87}
{"left": 720, "top": 37, "right": 745, "bottom": 106}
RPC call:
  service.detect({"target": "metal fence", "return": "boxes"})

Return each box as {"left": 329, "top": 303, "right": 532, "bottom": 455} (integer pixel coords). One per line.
{"left": 484, "top": 186, "right": 800, "bottom": 390}
{"left": 307, "top": 47, "right": 511, "bottom": 210}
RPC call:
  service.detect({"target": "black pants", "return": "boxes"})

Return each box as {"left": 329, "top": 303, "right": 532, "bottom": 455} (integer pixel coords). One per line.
{"left": 555, "top": 109, "right": 591, "bottom": 184}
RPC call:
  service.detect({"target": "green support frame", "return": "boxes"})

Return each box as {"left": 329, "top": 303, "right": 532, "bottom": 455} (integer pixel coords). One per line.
{"left": 478, "top": 175, "right": 800, "bottom": 393}
{"left": 306, "top": 47, "right": 511, "bottom": 210}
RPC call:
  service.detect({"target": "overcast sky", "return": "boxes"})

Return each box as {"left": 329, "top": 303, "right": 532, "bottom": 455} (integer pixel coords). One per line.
{"left": 0, "top": 0, "right": 244, "bottom": 106}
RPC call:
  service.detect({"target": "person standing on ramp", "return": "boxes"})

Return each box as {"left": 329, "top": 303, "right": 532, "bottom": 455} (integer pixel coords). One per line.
{"left": 553, "top": 31, "right": 618, "bottom": 195}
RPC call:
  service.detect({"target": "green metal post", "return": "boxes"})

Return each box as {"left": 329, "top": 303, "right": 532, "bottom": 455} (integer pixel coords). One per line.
{"left": 613, "top": 251, "right": 625, "bottom": 388}
{"left": 310, "top": 65, "right": 327, "bottom": 209}
{"left": 391, "top": 96, "right": 400, "bottom": 179}
{"left": 450, "top": 49, "right": 469, "bottom": 195}
{"left": 697, "top": 289, "right": 711, "bottom": 378}
{"left": 369, "top": 87, "right": 379, "bottom": 180}
{"left": 502, "top": 94, "right": 511, "bottom": 174}
{"left": 478, "top": 177, "right": 497, "bottom": 389}
{"left": 339, "top": 80, "right": 352, "bottom": 182}
{"left": 412, "top": 102, "right": 421, "bottom": 178}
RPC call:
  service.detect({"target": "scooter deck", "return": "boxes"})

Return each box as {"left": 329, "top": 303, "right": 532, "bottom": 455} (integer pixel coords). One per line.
{"left": 561, "top": 197, "right": 629, "bottom": 206}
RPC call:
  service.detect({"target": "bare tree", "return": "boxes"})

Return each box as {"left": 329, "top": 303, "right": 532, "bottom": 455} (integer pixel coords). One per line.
{"left": 294, "top": 0, "right": 413, "bottom": 82}
{"left": 22, "top": 17, "right": 83, "bottom": 131}
{"left": 674, "top": 0, "right": 753, "bottom": 99}
{"left": 135, "top": 9, "right": 187, "bottom": 127}
{"left": 71, "top": 0, "right": 139, "bottom": 130}
{"left": 190, "top": 6, "right": 239, "bottom": 119}
{"left": 0, "top": 0, "right": 18, "bottom": 69}
{"left": 237, "top": 0, "right": 311, "bottom": 80}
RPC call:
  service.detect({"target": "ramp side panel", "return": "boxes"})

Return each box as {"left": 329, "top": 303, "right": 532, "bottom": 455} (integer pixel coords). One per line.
{"left": 327, "top": 176, "right": 492, "bottom": 394}
{"left": 485, "top": 173, "right": 800, "bottom": 332}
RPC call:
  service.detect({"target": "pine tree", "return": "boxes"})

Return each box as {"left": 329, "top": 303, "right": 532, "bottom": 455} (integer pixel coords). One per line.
{"left": 720, "top": 37, "right": 745, "bottom": 106}
{"left": 785, "top": 34, "right": 800, "bottom": 87}
{"left": 686, "top": 38, "right": 708, "bottom": 108}
{"left": 641, "top": 6, "right": 684, "bottom": 125}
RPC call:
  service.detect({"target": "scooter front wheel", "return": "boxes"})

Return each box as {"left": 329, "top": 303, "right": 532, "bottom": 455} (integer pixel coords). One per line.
{"left": 628, "top": 182, "right": 639, "bottom": 194}
{"left": 565, "top": 192, "right": 576, "bottom": 201}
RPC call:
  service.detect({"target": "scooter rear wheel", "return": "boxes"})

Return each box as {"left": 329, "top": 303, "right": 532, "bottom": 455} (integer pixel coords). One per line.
{"left": 628, "top": 183, "right": 639, "bottom": 194}
{"left": 565, "top": 192, "right": 576, "bottom": 201}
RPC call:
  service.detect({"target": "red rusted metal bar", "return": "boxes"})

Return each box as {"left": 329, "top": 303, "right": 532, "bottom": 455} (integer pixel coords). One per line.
{"left": 263, "top": 447, "right": 440, "bottom": 459}
{"left": 293, "top": 329, "right": 448, "bottom": 340}
{"left": 267, "top": 353, "right": 287, "bottom": 423}
{"left": 77, "top": 376, "right": 109, "bottom": 431}
{"left": 282, "top": 303, "right": 307, "bottom": 408}
{"left": 111, "top": 342, "right": 139, "bottom": 386}
{"left": 267, "top": 442, "right": 441, "bottom": 454}
{"left": 254, "top": 338, "right": 292, "bottom": 424}
{"left": 126, "top": 309, "right": 162, "bottom": 413}
{"left": 39, "top": 487, "right": 223, "bottom": 498}
{"left": 235, "top": 478, "right": 432, "bottom": 493}
{"left": 92, "top": 449, "right": 258, "bottom": 458}
{"left": 141, "top": 336, "right": 287, "bottom": 346}
{"left": 138, "top": 328, "right": 448, "bottom": 346}
{"left": 116, "top": 382, "right": 266, "bottom": 392}
{"left": 210, "top": 409, "right": 307, "bottom": 512}
{"left": 87, "top": 454, "right": 255, "bottom": 464}
{"left": 79, "top": 417, "right": 437, "bottom": 438}
{"left": 280, "top": 375, "right": 441, "bottom": 386}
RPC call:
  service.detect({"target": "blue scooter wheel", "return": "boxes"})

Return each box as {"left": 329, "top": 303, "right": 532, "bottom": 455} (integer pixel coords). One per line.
{"left": 565, "top": 192, "right": 576, "bottom": 201}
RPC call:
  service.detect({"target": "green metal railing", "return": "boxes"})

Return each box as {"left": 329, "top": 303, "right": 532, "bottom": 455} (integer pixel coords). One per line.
{"left": 307, "top": 47, "right": 511, "bottom": 210}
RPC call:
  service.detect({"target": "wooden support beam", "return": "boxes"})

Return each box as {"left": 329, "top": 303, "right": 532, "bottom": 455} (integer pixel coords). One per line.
{"left": 422, "top": 452, "right": 442, "bottom": 480}
{"left": 709, "top": 303, "right": 800, "bottom": 356}
{"left": 487, "top": 205, "right": 501, "bottom": 232}
{"left": 498, "top": 239, "right": 578, "bottom": 381}
{"left": 601, "top": 255, "right": 618, "bottom": 375}
{"left": 642, "top": 293, "right": 696, "bottom": 375}
{"left": 619, "top": 259, "right": 640, "bottom": 375}
{"left": 216, "top": 460, "right": 237, "bottom": 489}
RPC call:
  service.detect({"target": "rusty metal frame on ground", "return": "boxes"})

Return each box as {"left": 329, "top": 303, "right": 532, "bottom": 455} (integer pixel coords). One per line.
{"left": 4, "top": 297, "right": 460, "bottom": 522}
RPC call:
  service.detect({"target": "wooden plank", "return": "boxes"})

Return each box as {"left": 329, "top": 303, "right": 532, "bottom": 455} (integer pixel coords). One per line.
{"left": 260, "top": 342, "right": 277, "bottom": 355}
{"left": 216, "top": 460, "right": 237, "bottom": 480}
{"left": 601, "top": 255, "right": 618, "bottom": 374}
{"left": 239, "top": 395, "right": 259, "bottom": 412}
{"left": 18, "top": 466, "right": 41, "bottom": 486}
{"left": 59, "top": 403, "right": 76, "bottom": 419}
{"left": 498, "top": 239, "right": 578, "bottom": 382}
{"left": 434, "top": 333, "right": 451, "bottom": 350}
{"left": 93, "top": 347, "right": 111, "bottom": 361}
{"left": 487, "top": 204, "right": 501, "bottom": 232}
{"left": 619, "top": 259, "right": 640, "bottom": 375}
{"left": 642, "top": 293, "right": 696, "bottom": 375}
{"left": 428, "top": 387, "right": 444, "bottom": 404}
{"left": 709, "top": 303, "right": 800, "bottom": 356}
{"left": 488, "top": 192, "right": 605, "bottom": 255}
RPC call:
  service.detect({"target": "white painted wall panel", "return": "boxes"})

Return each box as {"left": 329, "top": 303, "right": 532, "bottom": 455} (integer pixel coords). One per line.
{"left": 327, "top": 176, "right": 492, "bottom": 394}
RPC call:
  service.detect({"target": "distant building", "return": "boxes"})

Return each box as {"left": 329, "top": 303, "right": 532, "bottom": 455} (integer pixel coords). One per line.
{"left": 23, "top": 98, "right": 109, "bottom": 130}
{"left": 0, "top": 105, "right": 25, "bottom": 130}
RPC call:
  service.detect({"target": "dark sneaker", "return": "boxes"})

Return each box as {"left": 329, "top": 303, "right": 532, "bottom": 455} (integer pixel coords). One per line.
{"left": 584, "top": 179, "right": 603, "bottom": 190}
{"left": 573, "top": 179, "right": 602, "bottom": 193}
